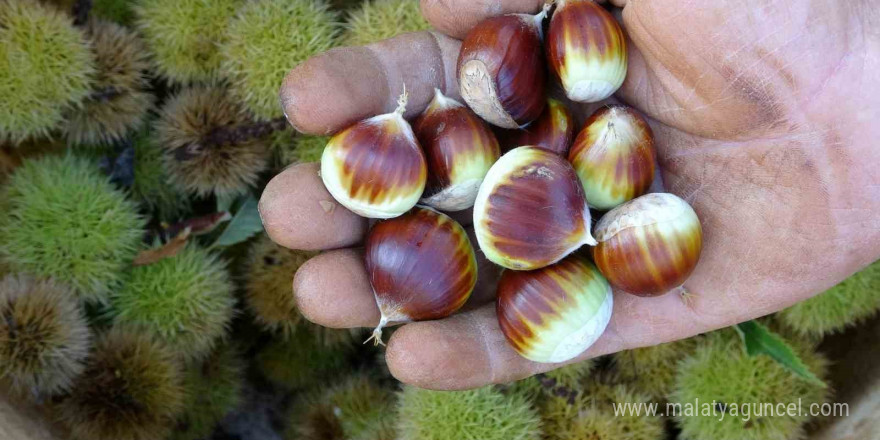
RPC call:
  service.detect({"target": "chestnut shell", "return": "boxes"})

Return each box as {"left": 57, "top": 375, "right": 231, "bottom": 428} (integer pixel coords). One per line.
{"left": 365, "top": 207, "right": 477, "bottom": 322}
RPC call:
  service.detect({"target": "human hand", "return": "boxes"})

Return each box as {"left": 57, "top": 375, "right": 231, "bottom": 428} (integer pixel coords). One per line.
{"left": 259, "top": 0, "right": 880, "bottom": 390}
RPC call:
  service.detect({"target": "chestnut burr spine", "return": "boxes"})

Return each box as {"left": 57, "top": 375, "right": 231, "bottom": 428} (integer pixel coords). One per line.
{"left": 546, "top": 0, "right": 627, "bottom": 102}
{"left": 457, "top": 12, "right": 548, "bottom": 128}
{"left": 320, "top": 92, "right": 427, "bottom": 218}
{"left": 414, "top": 89, "right": 500, "bottom": 211}
{"left": 569, "top": 105, "right": 655, "bottom": 210}
{"left": 497, "top": 254, "right": 613, "bottom": 363}
{"left": 365, "top": 207, "right": 477, "bottom": 345}
{"left": 497, "top": 98, "right": 575, "bottom": 155}
{"left": 593, "top": 193, "right": 703, "bottom": 296}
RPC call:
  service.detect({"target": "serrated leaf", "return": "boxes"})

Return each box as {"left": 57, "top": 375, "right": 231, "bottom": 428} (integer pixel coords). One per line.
{"left": 735, "top": 320, "right": 826, "bottom": 387}
{"left": 211, "top": 195, "right": 263, "bottom": 248}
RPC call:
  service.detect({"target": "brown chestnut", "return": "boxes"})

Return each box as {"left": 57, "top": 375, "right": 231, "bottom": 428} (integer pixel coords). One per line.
{"left": 592, "top": 193, "right": 703, "bottom": 296}
{"left": 365, "top": 207, "right": 477, "bottom": 344}
{"left": 457, "top": 10, "right": 548, "bottom": 129}
{"left": 496, "top": 97, "right": 575, "bottom": 156}
{"left": 413, "top": 89, "right": 500, "bottom": 212}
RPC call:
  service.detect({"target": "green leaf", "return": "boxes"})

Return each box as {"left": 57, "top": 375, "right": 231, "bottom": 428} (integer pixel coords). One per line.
{"left": 216, "top": 193, "right": 237, "bottom": 213}
{"left": 735, "top": 320, "right": 826, "bottom": 387}
{"left": 211, "top": 195, "right": 263, "bottom": 248}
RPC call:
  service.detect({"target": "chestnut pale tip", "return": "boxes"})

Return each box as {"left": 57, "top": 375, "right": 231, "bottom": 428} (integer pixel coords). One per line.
{"left": 496, "top": 255, "right": 613, "bottom": 363}
{"left": 547, "top": 0, "right": 628, "bottom": 103}
{"left": 474, "top": 146, "right": 596, "bottom": 271}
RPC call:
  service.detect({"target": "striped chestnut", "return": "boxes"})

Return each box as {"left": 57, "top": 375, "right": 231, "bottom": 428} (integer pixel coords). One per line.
{"left": 457, "top": 9, "right": 548, "bottom": 129}
{"left": 569, "top": 105, "right": 655, "bottom": 210}
{"left": 497, "top": 97, "right": 575, "bottom": 156}
{"left": 546, "top": 0, "right": 627, "bottom": 103}
{"left": 365, "top": 207, "right": 477, "bottom": 345}
{"left": 473, "top": 146, "right": 596, "bottom": 271}
{"left": 321, "top": 92, "right": 426, "bottom": 218}
{"left": 413, "top": 89, "right": 500, "bottom": 212}
{"left": 497, "top": 253, "right": 613, "bottom": 363}
{"left": 592, "top": 193, "right": 703, "bottom": 297}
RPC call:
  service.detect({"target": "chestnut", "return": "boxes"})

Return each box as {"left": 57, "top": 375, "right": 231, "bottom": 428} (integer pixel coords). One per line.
{"left": 413, "top": 89, "right": 500, "bottom": 212}
{"left": 496, "top": 97, "right": 575, "bottom": 156}
{"left": 365, "top": 207, "right": 477, "bottom": 345}
{"left": 546, "top": 0, "right": 627, "bottom": 103}
{"left": 497, "top": 253, "right": 613, "bottom": 363}
{"left": 321, "top": 92, "right": 427, "bottom": 219}
{"left": 457, "top": 10, "right": 548, "bottom": 129}
{"left": 569, "top": 104, "right": 656, "bottom": 210}
{"left": 592, "top": 193, "right": 703, "bottom": 296}
{"left": 473, "top": 146, "right": 596, "bottom": 271}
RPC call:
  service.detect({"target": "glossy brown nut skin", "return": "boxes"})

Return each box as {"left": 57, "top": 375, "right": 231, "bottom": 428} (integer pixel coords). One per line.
{"left": 496, "top": 98, "right": 575, "bottom": 156}
{"left": 365, "top": 207, "right": 477, "bottom": 323}
{"left": 413, "top": 89, "right": 500, "bottom": 211}
{"left": 569, "top": 104, "right": 655, "bottom": 210}
{"left": 321, "top": 108, "right": 427, "bottom": 219}
{"left": 457, "top": 14, "right": 547, "bottom": 129}
{"left": 496, "top": 253, "right": 613, "bottom": 363}
{"left": 546, "top": 0, "right": 627, "bottom": 103}
{"left": 592, "top": 193, "right": 703, "bottom": 297}
{"left": 473, "top": 146, "right": 596, "bottom": 270}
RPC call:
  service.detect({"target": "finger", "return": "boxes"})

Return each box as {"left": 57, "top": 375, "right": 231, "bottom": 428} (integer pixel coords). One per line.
{"left": 259, "top": 163, "right": 367, "bottom": 251}
{"left": 294, "top": 249, "right": 378, "bottom": 329}
{"left": 420, "top": 0, "right": 545, "bottom": 40}
{"left": 293, "top": 243, "right": 500, "bottom": 330}
{"left": 385, "top": 287, "right": 718, "bottom": 390}
{"left": 280, "top": 32, "right": 461, "bottom": 135}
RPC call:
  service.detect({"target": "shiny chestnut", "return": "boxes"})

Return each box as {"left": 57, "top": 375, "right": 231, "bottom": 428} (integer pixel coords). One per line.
{"left": 413, "top": 89, "right": 500, "bottom": 211}
{"left": 497, "top": 253, "right": 613, "bottom": 363}
{"left": 592, "top": 193, "right": 703, "bottom": 296}
{"left": 457, "top": 10, "right": 548, "bottom": 129}
{"left": 321, "top": 93, "right": 427, "bottom": 219}
{"left": 497, "top": 97, "right": 575, "bottom": 156}
{"left": 365, "top": 207, "right": 477, "bottom": 344}
{"left": 546, "top": 0, "right": 627, "bottom": 102}
{"left": 569, "top": 104, "right": 655, "bottom": 210}
{"left": 474, "top": 146, "right": 596, "bottom": 271}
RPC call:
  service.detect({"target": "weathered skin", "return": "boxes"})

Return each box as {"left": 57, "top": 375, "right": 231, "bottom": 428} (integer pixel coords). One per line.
{"left": 265, "top": 0, "right": 880, "bottom": 390}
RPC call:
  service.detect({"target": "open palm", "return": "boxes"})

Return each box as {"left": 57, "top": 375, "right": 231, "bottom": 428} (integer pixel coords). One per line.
{"left": 259, "top": 0, "right": 880, "bottom": 390}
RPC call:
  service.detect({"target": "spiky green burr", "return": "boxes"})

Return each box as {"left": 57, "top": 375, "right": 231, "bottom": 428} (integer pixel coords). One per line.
{"left": 0, "top": 154, "right": 144, "bottom": 303}
{"left": 110, "top": 244, "right": 236, "bottom": 362}
{"left": 778, "top": 260, "right": 880, "bottom": 338}
{"left": 243, "top": 234, "right": 317, "bottom": 337}
{"left": 670, "top": 329, "right": 829, "bottom": 440}
{"left": 172, "top": 343, "right": 245, "bottom": 440}
{"left": 540, "top": 378, "right": 665, "bottom": 440}
{"left": 135, "top": 0, "right": 242, "bottom": 83}
{"left": 611, "top": 337, "right": 699, "bottom": 401}
{"left": 343, "top": 0, "right": 431, "bottom": 46}
{"left": 0, "top": 274, "right": 91, "bottom": 397}
{"left": 57, "top": 329, "right": 185, "bottom": 440}
{"left": 221, "top": 0, "right": 340, "bottom": 120}
{"left": 155, "top": 86, "right": 272, "bottom": 198}
{"left": 64, "top": 19, "right": 152, "bottom": 147}
{"left": 396, "top": 385, "right": 542, "bottom": 440}
{"left": 257, "top": 325, "right": 353, "bottom": 390}
{"left": 289, "top": 374, "right": 395, "bottom": 440}
{"left": 0, "top": 0, "right": 94, "bottom": 145}
{"left": 129, "top": 127, "right": 191, "bottom": 221}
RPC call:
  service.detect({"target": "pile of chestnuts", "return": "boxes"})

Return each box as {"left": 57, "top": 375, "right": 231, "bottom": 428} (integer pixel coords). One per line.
{"left": 319, "top": 0, "right": 703, "bottom": 364}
